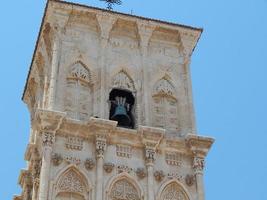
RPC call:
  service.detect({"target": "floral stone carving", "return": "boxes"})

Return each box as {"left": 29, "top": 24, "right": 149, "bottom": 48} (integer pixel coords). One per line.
{"left": 185, "top": 174, "right": 195, "bottom": 187}
{"left": 136, "top": 168, "right": 146, "bottom": 179}
{"left": 117, "top": 165, "right": 133, "bottom": 174}
{"left": 84, "top": 158, "right": 95, "bottom": 170}
{"left": 104, "top": 162, "right": 115, "bottom": 173}
{"left": 154, "top": 170, "right": 165, "bottom": 182}
{"left": 51, "top": 153, "right": 63, "bottom": 166}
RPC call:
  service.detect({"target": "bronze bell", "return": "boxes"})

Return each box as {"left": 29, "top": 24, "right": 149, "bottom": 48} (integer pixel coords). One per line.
{"left": 111, "top": 97, "right": 131, "bottom": 127}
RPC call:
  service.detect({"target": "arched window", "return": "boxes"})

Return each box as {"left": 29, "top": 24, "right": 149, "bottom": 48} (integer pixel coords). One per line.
{"left": 159, "top": 182, "right": 189, "bottom": 200}
{"left": 109, "top": 178, "right": 140, "bottom": 200}
{"left": 65, "top": 62, "right": 93, "bottom": 120}
{"left": 55, "top": 168, "right": 89, "bottom": 200}
{"left": 152, "top": 78, "right": 178, "bottom": 130}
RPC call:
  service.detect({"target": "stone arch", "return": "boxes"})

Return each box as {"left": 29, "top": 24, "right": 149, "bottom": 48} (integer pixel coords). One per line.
{"left": 156, "top": 179, "right": 191, "bottom": 200}
{"left": 64, "top": 61, "right": 93, "bottom": 120}
{"left": 54, "top": 165, "right": 91, "bottom": 200}
{"left": 152, "top": 76, "right": 179, "bottom": 130}
{"left": 105, "top": 173, "right": 143, "bottom": 200}
{"left": 111, "top": 69, "right": 136, "bottom": 92}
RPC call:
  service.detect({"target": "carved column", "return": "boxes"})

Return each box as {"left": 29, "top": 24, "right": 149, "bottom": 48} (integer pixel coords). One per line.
{"left": 193, "top": 156, "right": 205, "bottom": 200}
{"left": 145, "top": 147, "right": 155, "bottom": 200}
{"left": 48, "top": 30, "right": 61, "bottom": 110}
{"left": 95, "top": 135, "right": 107, "bottom": 200}
{"left": 38, "top": 132, "right": 55, "bottom": 200}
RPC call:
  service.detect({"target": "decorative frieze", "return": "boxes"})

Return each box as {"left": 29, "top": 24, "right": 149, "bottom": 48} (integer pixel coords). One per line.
{"left": 117, "top": 165, "right": 133, "bottom": 174}
{"left": 165, "top": 152, "right": 182, "bottom": 166}
{"left": 64, "top": 156, "right": 81, "bottom": 165}
{"left": 84, "top": 158, "right": 95, "bottom": 170}
{"left": 103, "top": 162, "right": 115, "bottom": 173}
{"left": 116, "top": 144, "right": 132, "bottom": 158}
{"left": 65, "top": 136, "right": 83, "bottom": 151}
{"left": 167, "top": 172, "right": 183, "bottom": 181}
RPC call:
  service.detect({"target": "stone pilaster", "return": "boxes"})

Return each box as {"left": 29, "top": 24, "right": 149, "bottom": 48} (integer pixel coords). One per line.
{"left": 145, "top": 147, "right": 156, "bottom": 200}
{"left": 38, "top": 132, "right": 55, "bottom": 200}
{"left": 138, "top": 23, "right": 155, "bottom": 126}
{"left": 96, "top": 14, "right": 116, "bottom": 119}
{"left": 48, "top": 30, "right": 61, "bottom": 110}
{"left": 95, "top": 134, "right": 107, "bottom": 200}
{"left": 193, "top": 156, "right": 205, "bottom": 200}
{"left": 31, "top": 148, "right": 41, "bottom": 200}
{"left": 186, "top": 134, "right": 214, "bottom": 200}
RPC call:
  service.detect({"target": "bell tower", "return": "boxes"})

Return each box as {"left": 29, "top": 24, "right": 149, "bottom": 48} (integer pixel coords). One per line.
{"left": 15, "top": 1, "right": 214, "bottom": 200}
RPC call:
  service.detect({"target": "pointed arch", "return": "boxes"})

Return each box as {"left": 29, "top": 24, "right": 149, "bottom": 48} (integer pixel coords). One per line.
{"left": 111, "top": 69, "right": 136, "bottom": 92}
{"left": 152, "top": 76, "right": 179, "bottom": 131}
{"left": 105, "top": 172, "right": 143, "bottom": 200}
{"left": 54, "top": 165, "right": 91, "bottom": 200}
{"left": 65, "top": 61, "right": 93, "bottom": 120}
{"left": 156, "top": 179, "right": 191, "bottom": 200}
{"left": 153, "top": 76, "right": 176, "bottom": 98}
{"left": 68, "top": 61, "right": 92, "bottom": 84}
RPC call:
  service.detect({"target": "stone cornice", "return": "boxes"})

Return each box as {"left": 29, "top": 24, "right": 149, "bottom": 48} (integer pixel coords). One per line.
{"left": 186, "top": 134, "right": 214, "bottom": 157}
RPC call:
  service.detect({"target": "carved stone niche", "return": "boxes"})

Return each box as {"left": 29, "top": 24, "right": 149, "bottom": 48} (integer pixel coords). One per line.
{"left": 51, "top": 153, "right": 63, "bottom": 166}
{"left": 154, "top": 170, "right": 165, "bottom": 182}
{"left": 136, "top": 168, "right": 146, "bottom": 179}
{"left": 185, "top": 174, "right": 195, "bottom": 187}
{"left": 103, "top": 162, "right": 115, "bottom": 173}
{"left": 84, "top": 158, "right": 95, "bottom": 170}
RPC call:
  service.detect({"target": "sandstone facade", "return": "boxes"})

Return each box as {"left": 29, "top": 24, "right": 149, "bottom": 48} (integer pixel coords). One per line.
{"left": 15, "top": 1, "right": 214, "bottom": 200}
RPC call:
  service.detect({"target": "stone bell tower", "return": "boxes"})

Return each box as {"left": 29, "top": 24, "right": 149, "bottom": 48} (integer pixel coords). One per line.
{"left": 15, "top": 1, "right": 214, "bottom": 200}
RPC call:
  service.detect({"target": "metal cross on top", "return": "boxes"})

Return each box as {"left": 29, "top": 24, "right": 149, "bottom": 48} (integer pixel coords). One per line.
{"left": 99, "top": 0, "right": 122, "bottom": 10}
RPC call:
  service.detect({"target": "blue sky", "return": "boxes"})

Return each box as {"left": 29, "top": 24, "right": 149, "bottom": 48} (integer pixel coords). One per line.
{"left": 0, "top": 0, "right": 267, "bottom": 199}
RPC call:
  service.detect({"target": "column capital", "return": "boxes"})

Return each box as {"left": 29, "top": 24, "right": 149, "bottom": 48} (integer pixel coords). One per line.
{"left": 193, "top": 156, "right": 205, "bottom": 175}
{"left": 145, "top": 147, "right": 156, "bottom": 165}
{"left": 41, "top": 132, "right": 55, "bottom": 147}
{"left": 95, "top": 135, "right": 107, "bottom": 159}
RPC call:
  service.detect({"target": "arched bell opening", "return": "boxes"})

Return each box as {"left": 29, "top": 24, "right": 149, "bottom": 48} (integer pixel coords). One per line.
{"left": 109, "top": 88, "right": 135, "bottom": 129}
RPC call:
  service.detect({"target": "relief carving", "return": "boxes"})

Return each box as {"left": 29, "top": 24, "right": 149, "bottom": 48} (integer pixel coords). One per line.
{"left": 135, "top": 168, "right": 146, "bottom": 179}
{"left": 160, "top": 182, "right": 188, "bottom": 200}
{"left": 42, "top": 132, "right": 55, "bottom": 147}
{"left": 112, "top": 70, "right": 135, "bottom": 92}
{"left": 65, "top": 136, "right": 83, "bottom": 151}
{"left": 165, "top": 152, "right": 182, "bottom": 166}
{"left": 167, "top": 173, "right": 183, "bottom": 181}
{"left": 193, "top": 157, "right": 205, "bottom": 174}
{"left": 58, "top": 169, "right": 85, "bottom": 194}
{"left": 64, "top": 156, "right": 81, "bottom": 165}
{"left": 84, "top": 158, "right": 95, "bottom": 170}
{"left": 52, "top": 153, "right": 63, "bottom": 166}
{"left": 104, "top": 162, "right": 115, "bottom": 173}
{"left": 154, "top": 170, "right": 165, "bottom": 182}
{"left": 110, "top": 179, "right": 140, "bottom": 200}
{"left": 185, "top": 174, "right": 195, "bottom": 187}
{"left": 116, "top": 145, "right": 132, "bottom": 158}
{"left": 117, "top": 165, "right": 133, "bottom": 174}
